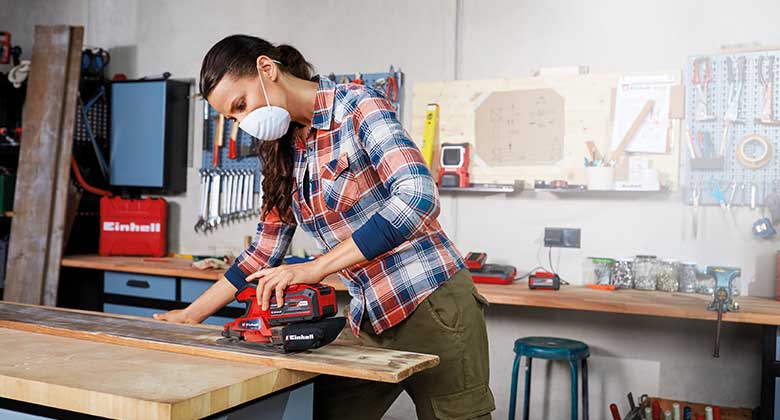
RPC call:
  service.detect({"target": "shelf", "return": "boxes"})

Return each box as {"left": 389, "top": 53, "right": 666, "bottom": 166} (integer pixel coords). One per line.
{"left": 535, "top": 186, "right": 669, "bottom": 194}
{"left": 439, "top": 181, "right": 524, "bottom": 194}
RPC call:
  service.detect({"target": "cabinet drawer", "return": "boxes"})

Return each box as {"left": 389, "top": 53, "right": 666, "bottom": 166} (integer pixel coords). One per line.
{"left": 104, "top": 271, "right": 176, "bottom": 301}
{"left": 202, "top": 315, "right": 234, "bottom": 326}
{"left": 103, "top": 303, "right": 160, "bottom": 319}
{"left": 181, "top": 278, "right": 243, "bottom": 309}
{"left": 104, "top": 304, "right": 232, "bottom": 327}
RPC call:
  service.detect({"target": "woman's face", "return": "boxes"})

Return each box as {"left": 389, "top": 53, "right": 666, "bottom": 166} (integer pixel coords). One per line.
{"left": 207, "top": 57, "right": 285, "bottom": 123}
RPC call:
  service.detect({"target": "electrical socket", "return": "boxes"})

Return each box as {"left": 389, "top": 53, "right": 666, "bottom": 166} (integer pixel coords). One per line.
{"left": 544, "top": 227, "right": 581, "bottom": 249}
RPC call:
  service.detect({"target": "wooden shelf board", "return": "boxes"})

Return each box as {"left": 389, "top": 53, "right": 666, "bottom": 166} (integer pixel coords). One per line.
{"left": 62, "top": 255, "right": 780, "bottom": 326}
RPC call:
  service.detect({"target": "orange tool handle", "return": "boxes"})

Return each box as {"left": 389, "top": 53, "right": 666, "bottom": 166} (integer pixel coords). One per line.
{"left": 609, "top": 404, "right": 621, "bottom": 420}
{"left": 228, "top": 121, "right": 239, "bottom": 160}
{"left": 213, "top": 114, "right": 224, "bottom": 167}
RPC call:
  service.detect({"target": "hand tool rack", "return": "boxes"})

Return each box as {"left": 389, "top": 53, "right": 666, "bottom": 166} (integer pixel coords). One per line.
{"left": 682, "top": 49, "right": 780, "bottom": 207}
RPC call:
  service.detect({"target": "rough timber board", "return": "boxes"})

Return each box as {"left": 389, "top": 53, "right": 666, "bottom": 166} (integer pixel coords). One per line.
{"left": 0, "top": 302, "right": 438, "bottom": 384}
{"left": 0, "top": 328, "right": 313, "bottom": 420}
{"left": 5, "top": 25, "right": 83, "bottom": 305}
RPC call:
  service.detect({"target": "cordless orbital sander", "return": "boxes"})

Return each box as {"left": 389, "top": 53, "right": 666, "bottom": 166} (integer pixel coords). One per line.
{"left": 220, "top": 282, "right": 346, "bottom": 353}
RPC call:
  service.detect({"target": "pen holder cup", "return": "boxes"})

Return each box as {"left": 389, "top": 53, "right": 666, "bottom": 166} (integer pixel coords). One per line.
{"left": 585, "top": 167, "right": 614, "bottom": 191}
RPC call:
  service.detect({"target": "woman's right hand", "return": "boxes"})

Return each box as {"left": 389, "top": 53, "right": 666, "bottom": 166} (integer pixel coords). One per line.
{"left": 153, "top": 308, "right": 199, "bottom": 324}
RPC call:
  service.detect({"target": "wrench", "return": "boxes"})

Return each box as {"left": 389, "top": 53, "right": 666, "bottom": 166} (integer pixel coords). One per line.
{"left": 238, "top": 171, "right": 247, "bottom": 218}
{"left": 195, "top": 169, "right": 209, "bottom": 232}
{"left": 231, "top": 170, "right": 239, "bottom": 220}
{"left": 207, "top": 170, "right": 221, "bottom": 230}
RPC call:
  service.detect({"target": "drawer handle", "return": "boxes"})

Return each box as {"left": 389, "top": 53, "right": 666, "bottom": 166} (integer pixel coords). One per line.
{"left": 126, "top": 279, "right": 151, "bottom": 289}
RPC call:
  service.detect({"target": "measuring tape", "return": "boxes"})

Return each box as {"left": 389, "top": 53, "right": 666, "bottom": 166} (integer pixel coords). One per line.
{"left": 736, "top": 134, "right": 772, "bottom": 169}
{"left": 421, "top": 104, "right": 439, "bottom": 167}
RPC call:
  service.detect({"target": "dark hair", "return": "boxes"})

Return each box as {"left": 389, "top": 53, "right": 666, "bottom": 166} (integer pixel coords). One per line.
{"left": 199, "top": 35, "right": 314, "bottom": 223}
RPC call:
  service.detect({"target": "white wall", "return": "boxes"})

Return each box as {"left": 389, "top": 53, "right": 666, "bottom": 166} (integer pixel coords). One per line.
{"left": 2, "top": 1, "right": 777, "bottom": 418}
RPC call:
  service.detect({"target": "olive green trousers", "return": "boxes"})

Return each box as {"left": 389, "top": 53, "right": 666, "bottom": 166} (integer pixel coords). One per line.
{"left": 314, "top": 269, "right": 495, "bottom": 420}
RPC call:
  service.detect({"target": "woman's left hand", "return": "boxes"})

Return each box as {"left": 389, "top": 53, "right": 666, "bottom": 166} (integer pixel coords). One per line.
{"left": 246, "top": 261, "right": 326, "bottom": 310}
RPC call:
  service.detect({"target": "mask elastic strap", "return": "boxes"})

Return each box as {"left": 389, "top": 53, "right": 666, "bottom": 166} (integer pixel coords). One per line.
{"left": 259, "top": 59, "right": 283, "bottom": 107}
{"left": 259, "top": 73, "right": 272, "bottom": 107}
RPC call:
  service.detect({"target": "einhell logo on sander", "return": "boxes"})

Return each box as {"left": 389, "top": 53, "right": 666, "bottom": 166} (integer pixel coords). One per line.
{"left": 99, "top": 197, "right": 167, "bottom": 257}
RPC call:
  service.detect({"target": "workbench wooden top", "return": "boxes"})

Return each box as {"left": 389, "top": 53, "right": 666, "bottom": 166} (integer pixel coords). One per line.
{"left": 0, "top": 327, "right": 314, "bottom": 420}
{"left": 61, "top": 254, "right": 780, "bottom": 326}
{"left": 62, "top": 254, "right": 224, "bottom": 280}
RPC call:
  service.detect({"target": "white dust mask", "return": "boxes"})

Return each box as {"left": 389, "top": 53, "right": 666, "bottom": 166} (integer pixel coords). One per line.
{"left": 238, "top": 72, "right": 291, "bottom": 141}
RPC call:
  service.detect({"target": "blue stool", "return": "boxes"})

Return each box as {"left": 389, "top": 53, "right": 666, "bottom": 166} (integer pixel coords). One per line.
{"left": 509, "top": 337, "right": 589, "bottom": 420}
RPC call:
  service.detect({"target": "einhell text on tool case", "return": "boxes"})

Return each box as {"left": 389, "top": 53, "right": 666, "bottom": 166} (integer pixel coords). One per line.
{"left": 221, "top": 282, "right": 346, "bottom": 352}
{"left": 99, "top": 196, "right": 167, "bottom": 257}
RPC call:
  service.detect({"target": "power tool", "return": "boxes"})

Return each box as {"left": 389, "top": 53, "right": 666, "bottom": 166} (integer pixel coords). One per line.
{"left": 438, "top": 143, "right": 470, "bottom": 188}
{"left": 220, "top": 282, "right": 346, "bottom": 353}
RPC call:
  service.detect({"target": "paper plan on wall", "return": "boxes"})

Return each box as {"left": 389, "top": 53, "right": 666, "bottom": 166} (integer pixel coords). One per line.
{"left": 610, "top": 75, "right": 674, "bottom": 154}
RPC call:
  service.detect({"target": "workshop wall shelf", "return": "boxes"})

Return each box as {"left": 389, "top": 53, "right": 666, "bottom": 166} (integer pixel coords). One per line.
{"left": 439, "top": 181, "right": 524, "bottom": 195}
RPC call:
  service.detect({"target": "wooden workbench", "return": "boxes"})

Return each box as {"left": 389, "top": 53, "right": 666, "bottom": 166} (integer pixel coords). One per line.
{"left": 0, "top": 327, "right": 315, "bottom": 420}
{"left": 62, "top": 254, "right": 780, "bottom": 326}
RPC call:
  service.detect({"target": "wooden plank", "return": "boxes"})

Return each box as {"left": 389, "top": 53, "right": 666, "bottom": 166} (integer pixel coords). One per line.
{"left": 0, "top": 302, "right": 439, "bottom": 383}
{"left": 61, "top": 255, "right": 225, "bottom": 280}
{"left": 44, "top": 26, "right": 83, "bottom": 306}
{"left": 0, "top": 327, "right": 314, "bottom": 420}
{"left": 5, "top": 26, "right": 83, "bottom": 305}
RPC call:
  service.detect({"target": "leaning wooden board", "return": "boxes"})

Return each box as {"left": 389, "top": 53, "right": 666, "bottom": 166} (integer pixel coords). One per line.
{"left": 0, "top": 327, "right": 314, "bottom": 420}
{"left": 0, "top": 302, "right": 438, "bottom": 383}
{"left": 5, "top": 26, "right": 83, "bottom": 306}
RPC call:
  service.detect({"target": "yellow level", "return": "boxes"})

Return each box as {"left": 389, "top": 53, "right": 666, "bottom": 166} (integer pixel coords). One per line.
{"left": 421, "top": 103, "right": 439, "bottom": 168}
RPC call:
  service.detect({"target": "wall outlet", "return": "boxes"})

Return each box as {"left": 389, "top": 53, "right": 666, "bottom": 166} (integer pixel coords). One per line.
{"left": 544, "top": 227, "right": 581, "bottom": 248}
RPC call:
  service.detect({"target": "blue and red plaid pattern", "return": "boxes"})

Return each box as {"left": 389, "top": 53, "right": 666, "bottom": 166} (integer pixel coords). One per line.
{"left": 229, "top": 77, "right": 465, "bottom": 335}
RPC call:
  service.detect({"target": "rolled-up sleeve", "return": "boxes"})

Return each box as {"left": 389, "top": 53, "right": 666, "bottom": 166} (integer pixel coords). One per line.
{"left": 350, "top": 88, "right": 440, "bottom": 260}
{"left": 224, "top": 208, "right": 296, "bottom": 289}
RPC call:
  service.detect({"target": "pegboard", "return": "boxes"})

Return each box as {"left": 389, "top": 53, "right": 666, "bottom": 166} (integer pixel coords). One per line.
{"left": 326, "top": 69, "right": 404, "bottom": 121}
{"left": 682, "top": 49, "right": 780, "bottom": 207}
{"left": 201, "top": 103, "right": 263, "bottom": 192}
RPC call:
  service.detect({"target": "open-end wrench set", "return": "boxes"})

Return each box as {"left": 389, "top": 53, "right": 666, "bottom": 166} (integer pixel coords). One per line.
{"left": 194, "top": 168, "right": 260, "bottom": 233}
{"left": 682, "top": 50, "right": 780, "bottom": 209}
{"left": 198, "top": 103, "right": 263, "bottom": 233}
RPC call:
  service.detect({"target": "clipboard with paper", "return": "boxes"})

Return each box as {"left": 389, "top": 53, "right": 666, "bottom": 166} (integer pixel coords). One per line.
{"left": 610, "top": 75, "right": 675, "bottom": 154}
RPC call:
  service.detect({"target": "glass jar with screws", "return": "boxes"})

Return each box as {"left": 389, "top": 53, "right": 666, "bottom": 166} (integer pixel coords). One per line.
{"left": 611, "top": 258, "right": 634, "bottom": 289}
{"left": 656, "top": 259, "right": 679, "bottom": 292}
{"left": 678, "top": 262, "right": 698, "bottom": 293}
{"left": 584, "top": 257, "right": 614, "bottom": 285}
{"left": 696, "top": 268, "right": 716, "bottom": 295}
{"left": 633, "top": 255, "right": 658, "bottom": 290}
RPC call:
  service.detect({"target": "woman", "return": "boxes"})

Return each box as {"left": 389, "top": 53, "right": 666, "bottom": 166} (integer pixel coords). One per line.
{"left": 154, "top": 35, "right": 494, "bottom": 420}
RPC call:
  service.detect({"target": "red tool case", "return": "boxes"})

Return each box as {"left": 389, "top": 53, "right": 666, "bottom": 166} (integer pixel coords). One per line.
{"left": 99, "top": 196, "right": 167, "bottom": 257}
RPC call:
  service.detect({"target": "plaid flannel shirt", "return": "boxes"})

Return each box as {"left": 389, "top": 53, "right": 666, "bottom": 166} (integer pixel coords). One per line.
{"left": 225, "top": 77, "right": 465, "bottom": 335}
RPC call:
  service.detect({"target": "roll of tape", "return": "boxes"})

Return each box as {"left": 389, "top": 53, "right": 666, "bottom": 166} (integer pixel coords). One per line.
{"left": 736, "top": 134, "right": 771, "bottom": 169}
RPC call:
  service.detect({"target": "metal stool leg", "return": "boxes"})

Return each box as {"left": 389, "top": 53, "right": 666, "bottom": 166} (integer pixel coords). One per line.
{"left": 522, "top": 357, "right": 533, "bottom": 420}
{"left": 569, "top": 361, "right": 578, "bottom": 420}
{"left": 581, "top": 359, "right": 589, "bottom": 420}
{"left": 509, "top": 354, "right": 521, "bottom": 420}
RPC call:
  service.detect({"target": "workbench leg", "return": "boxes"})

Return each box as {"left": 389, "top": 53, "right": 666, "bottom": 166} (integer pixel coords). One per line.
{"left": 522, "top": 357, "right": 532, "bottom": 420}
{"left": 569, "top": 361, "right": 578, "bottom": 420}
{"left": 581, "top": 359, "right": 589, "bottom": 420}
